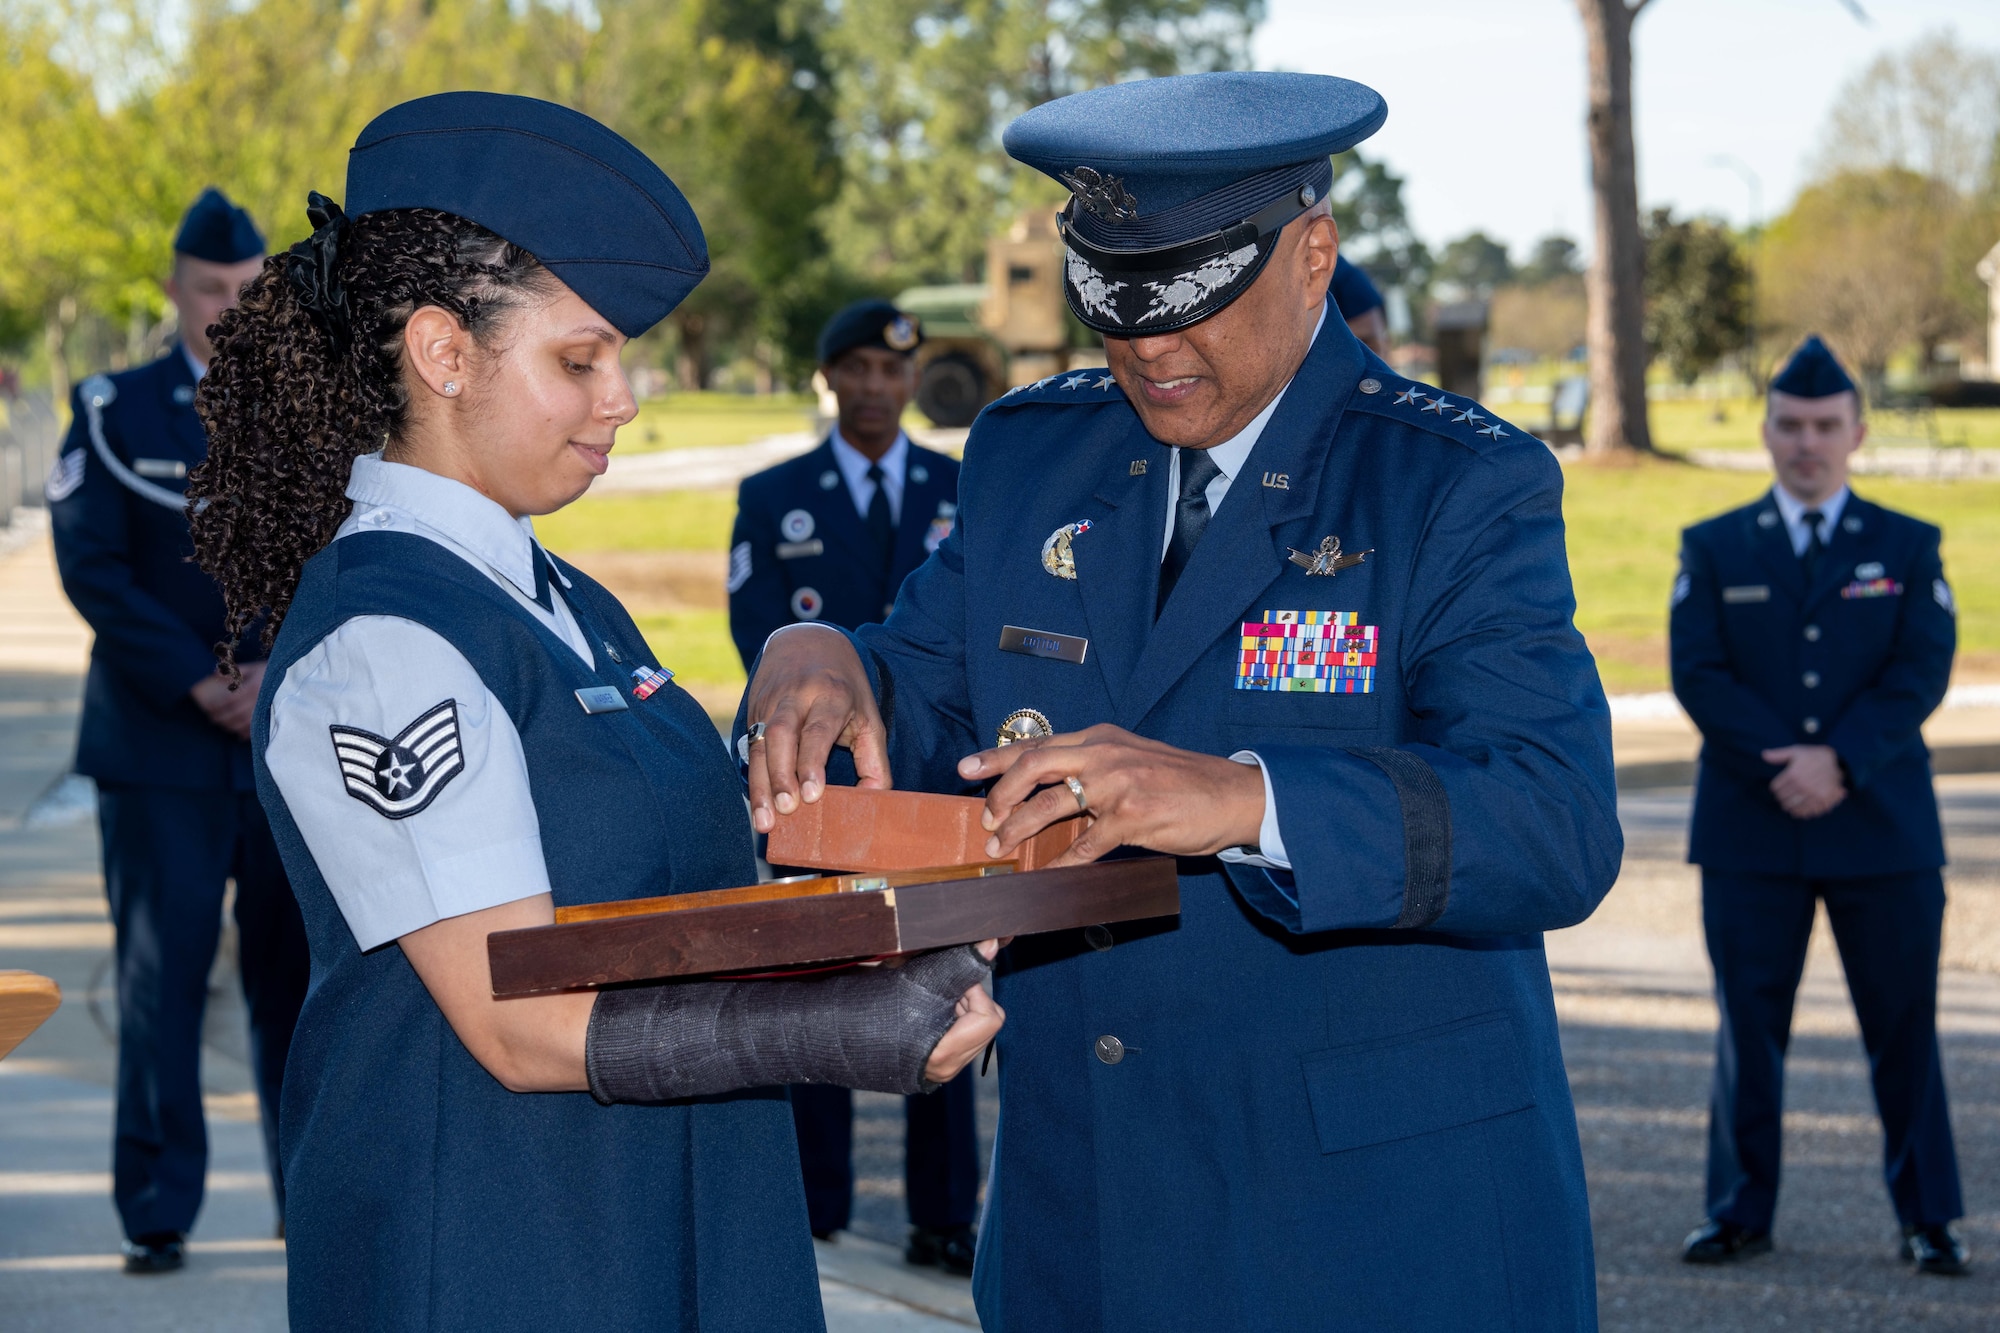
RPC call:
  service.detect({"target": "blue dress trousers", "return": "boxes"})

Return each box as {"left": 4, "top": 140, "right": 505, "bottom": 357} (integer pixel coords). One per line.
{"left": 745, "top": 324, "right": 1624, "bottom": 1330}
{"left": 1672, "top": 493, "right": 1962, "bottom": 1232}
{"left": 730, "top": 436, "right": 979, "bottom": 1235}
{"left": 48, "top": 346, "right": 308, "bottom": 1240}
{"left": 256, "top": 533, "right": 822, "bottom": 1331}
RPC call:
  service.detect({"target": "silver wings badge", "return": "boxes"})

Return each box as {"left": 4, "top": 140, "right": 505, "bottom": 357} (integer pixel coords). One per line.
{"left": 1287, "top": 535, "right": 1373, "bottom": 578}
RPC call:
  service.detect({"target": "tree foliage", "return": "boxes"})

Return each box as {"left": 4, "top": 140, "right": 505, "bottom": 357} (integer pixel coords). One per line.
{"left": 1, "top": 0, "right": 1269, "bottom": 390}
{"left": 1642, "top": 208, "right": 1748, "bottom": 385}
{"left": 1433, "top": 231, "right": 1514, "bottom": 298}
{"left": 1767, "top": 28, "right": 2000, "bottom": 391}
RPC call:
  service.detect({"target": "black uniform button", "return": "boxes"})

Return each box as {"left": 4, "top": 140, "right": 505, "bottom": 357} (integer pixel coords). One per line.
{"left": 1084, "top": 925, "right": 1114, "bottom": 951}
{"left": 1803, "top": 671, "right": 1821, "bottom": 689}
{"left": 1094, "top": 1035, "right": 1125, "bottom": 1065}
{"left": 1804, "top": 625, "right": 1821, "bottom": 642}
{"left": 1803, "top": 717, "right": 1821, "bottom": 735}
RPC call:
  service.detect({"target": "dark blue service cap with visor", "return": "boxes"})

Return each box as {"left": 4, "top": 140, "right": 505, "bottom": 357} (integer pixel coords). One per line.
{"left": 174, "top": 187, "right": 266, "bottom": 264}
{"left": 344, "top": 91, "right": 708, "bottom": 338}
{"left": 1769, "top": 334, "right": 1858, "bottom": 400}
{"left": 1004, "top": 72, "right": 1387, "bottom": 334}
{"left": 818, "top": 299, "right": 923, "bottom": 365}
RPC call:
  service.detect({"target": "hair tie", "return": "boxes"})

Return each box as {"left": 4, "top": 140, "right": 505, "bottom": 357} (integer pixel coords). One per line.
{"left": 284, "top": 191, "right": 354, "bottom": 356}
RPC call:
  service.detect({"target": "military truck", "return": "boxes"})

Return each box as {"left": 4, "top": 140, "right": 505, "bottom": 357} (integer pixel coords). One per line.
{"left": 897, "top": 210, "right": 1106, "bottom": 427}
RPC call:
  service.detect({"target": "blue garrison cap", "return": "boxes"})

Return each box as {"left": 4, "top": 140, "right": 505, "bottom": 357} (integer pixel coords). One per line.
{"left": 1769, "top": 335, "right": 1857, "bottom": 400}
{"left": 173, "top": 188, "right": 265, "bottom": 264}
{"left": 1004, "top": 72, "right": 1387, "bottom": 334}
{"left": 1331, "top": 255, "right": 1384, "bottom": 320}
{"left": 818, "top": 300, "right": 922, "bottom": 366}
{"left": 344, "top": 92, "right": 707, "bottom": 338}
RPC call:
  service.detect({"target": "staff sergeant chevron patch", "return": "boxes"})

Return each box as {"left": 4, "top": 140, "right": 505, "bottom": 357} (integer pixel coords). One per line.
{"left": 328, "top": 699, "right": 466, "bottom": 819}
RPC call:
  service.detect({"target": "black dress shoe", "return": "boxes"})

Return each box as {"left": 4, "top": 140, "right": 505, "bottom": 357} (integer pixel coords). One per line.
{"left": 1901, "top": 1224, "right": 1970, "bottom": 1276}
{"left": 121, "top": 1232, "right": 186, "bottom": 1274}
{"left": 1681, "top": 1219, "right": 1772, "bottom": 1264}
{"left": 906, "top": 1224, "right": 976, "bottom": 1276}
{"left": 810, "top": 1228, "right": 837, "bottom": 1242}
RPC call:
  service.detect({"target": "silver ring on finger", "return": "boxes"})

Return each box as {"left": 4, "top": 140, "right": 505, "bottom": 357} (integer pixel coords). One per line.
{"left": 1064, "top": 775, "right": 1088, "bottom": 812}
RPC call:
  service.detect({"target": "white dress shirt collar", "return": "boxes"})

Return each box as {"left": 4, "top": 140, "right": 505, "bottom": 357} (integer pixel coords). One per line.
{"left": 181, "top": 342, "right": 207, "bottom": 383}
{"left": 830, "top": 428, "right": 909, "bottom": 524}
{"left": 344, "top": 454, "right": 564, "bottom": 602}
{"left": 1771, "top": 482, "right": 1850, "bottom": 558}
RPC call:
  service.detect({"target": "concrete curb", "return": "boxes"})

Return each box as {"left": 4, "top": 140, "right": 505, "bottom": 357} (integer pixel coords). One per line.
{"left": 1617, "top": 740, "right": 2000, "bottom": 791}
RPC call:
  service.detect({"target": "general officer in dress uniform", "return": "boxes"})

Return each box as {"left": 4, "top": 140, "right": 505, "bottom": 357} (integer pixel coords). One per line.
{"left": 1672, "top": 335, "right": 1967, "bottom": 1275}
{"left": 47, "top": 188, "right": 309, "bottom": 1274}
{"left": 1331, "top": 254, "right": 1388, "bottom": 355}
{"left": 736, "top": 71, "right": 1622, "bottom": 1330}
{"left": 729, "top": 300, "right": 980, "bottom": 1272}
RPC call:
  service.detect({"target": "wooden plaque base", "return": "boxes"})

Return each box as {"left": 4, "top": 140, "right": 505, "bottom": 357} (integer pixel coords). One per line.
{"left": 489, "top": 858, "right": 1177, "bottom": 996}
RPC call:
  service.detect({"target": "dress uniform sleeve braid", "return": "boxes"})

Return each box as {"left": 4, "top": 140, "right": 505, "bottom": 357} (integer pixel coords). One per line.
{"left": 188, "top": 208, "right": 560, "bottom": 683}
{"left": 1350, "top": 747, "right": 1451, "bottom": 928}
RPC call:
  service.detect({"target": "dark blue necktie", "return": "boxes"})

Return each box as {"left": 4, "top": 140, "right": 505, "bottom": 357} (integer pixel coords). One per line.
{"left": 1800, "top": 509, "right": 1825, "bottom": 580}
{"left": 529, "top": 543, "right": 555, "bottom": 612}
{"left": 1158, "top": 447, "right": 1222, "bottom": 616}
{"left": 865, "top": 462, "right": 894, "bottom": 577}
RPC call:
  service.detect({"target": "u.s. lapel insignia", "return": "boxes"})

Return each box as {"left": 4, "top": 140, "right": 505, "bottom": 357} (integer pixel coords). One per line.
{"left": 1287, "top": 535, "right": 1373, "bottom": 578}
{"left": 1041, "top": 520, "right": 1092, "bottom": 580}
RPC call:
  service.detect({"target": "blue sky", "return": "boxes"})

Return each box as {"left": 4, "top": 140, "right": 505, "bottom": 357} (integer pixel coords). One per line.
{"left": 1255, "top": 0, "right": 2000, "bottom": 258}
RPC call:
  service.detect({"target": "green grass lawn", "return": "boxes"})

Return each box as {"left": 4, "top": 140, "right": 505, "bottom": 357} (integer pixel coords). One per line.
{"left": 1564, "top": 458, "right": 2000, "bottom": 692}
{"left": 1648, "top": 398, "right": 2000, "bottom": 455}
{"left": 534, "top": 490, "right": 737, "bottom": 552}
{"left": 622, "top": 391, "right": 816, "bottom": 453}
{"left": 537, "top": 459, "right": 2000, "bottom": 696}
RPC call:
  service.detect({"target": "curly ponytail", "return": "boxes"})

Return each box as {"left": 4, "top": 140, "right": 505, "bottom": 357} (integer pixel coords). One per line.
{"left": 188, "top": 207, "right": 558, "bottom": 679}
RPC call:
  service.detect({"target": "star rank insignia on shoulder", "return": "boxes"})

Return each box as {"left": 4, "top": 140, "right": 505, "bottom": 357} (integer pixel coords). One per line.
{"left": 1360, "top": 376, "right": 1518, "bottom": 444}
{"left": 994, "top": 369, "right": 1123, "bottom": 407}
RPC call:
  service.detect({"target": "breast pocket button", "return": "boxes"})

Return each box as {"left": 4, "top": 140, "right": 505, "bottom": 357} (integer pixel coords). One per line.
{"left": 1094, "top": 1035, "right": 1125, "bottom": 1065}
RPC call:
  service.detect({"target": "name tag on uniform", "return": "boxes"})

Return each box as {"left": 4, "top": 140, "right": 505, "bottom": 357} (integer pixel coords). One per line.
{"left": 775, "top": 540, "right": 823, "bottom": 559}
{"left": 133, "top": 458, "right": 187, "bottom": 479}
{"left": 1722, "top": 585, "right": 1770, "bottom": 604}
{"left": 575, "top": 686, "right": 630, "bottom": 714}
{"left": 998, "top": 625, "right": 1089, "bottom": 665}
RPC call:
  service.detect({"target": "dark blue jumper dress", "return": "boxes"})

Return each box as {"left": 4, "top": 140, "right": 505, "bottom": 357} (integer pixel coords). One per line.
{"left": 252, "top": 531, "right": 822, "bottom": 1332}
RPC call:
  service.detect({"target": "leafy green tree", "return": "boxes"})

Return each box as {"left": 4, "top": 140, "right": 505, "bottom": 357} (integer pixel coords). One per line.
{"left": 1327, "top": 149, "right": 1429, "bottom": 312}
{"left": 1641, "top": 207, "right": 1748, "bottom": 385}
{"left": 1434, "top": 231, "right": 1515, "bottom": 297}
{"left": 823, "top": 0, "right": 1263, "bottom": 291}
{"left": 1520, "top": 235, "right": 1583, "bottom": 286}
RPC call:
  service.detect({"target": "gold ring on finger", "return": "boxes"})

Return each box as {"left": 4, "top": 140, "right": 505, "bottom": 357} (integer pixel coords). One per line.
{"left": 1064, "top": 775, "right": 1088, "bottom": 812}
{"left": 747, "top": 722, "right": 768, "bottom": 745}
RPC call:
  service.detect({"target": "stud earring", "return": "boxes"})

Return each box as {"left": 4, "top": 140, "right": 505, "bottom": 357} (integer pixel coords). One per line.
{"left": 442, "top": 381, "right": 459, "bottom": 396}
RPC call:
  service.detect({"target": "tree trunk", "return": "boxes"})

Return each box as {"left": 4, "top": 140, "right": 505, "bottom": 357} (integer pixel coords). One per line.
{"left": 1577, "top": 0, "right": 1655, "bottom": 455}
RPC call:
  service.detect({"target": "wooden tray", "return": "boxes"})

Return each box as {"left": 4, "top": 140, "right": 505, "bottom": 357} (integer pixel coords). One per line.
{"left": 487, "top": 857, "right": 1178, "bottom": 997}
